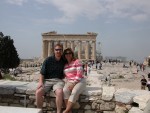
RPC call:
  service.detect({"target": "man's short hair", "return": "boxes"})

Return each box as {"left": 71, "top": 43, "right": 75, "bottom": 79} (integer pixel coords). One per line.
{"left": 54, "top": 43, "right": 63, "bottom": 50}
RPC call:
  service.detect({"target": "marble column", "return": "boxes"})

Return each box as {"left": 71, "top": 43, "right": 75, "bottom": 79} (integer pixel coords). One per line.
{"left": 48, "top": 41, "right": 53, "bottom": 56}
{"left": 42, "top": 40, "right": 48, "bottom": 59}
{"left": 85, "top": 41, "right": 89, "bottom": 60}
{"left": 92, "top": 41, "right": 96, "bottom": 60}
{"left": 63, "top": 41, "right": 67, "bottom": 50}
{"left": 67, "top": 41, "right": 71, "bottom": 48}
{"left": 57, "top": 40, "right": 60, "bottom": 44}
{"left": 42, "top": 40, "right": 45, "bottom": 59}
{"left": 71, "top": 41, "right": 74, "bottom": 51}
{"left": 78, "top": 41, "right": 81, "bottom": 59}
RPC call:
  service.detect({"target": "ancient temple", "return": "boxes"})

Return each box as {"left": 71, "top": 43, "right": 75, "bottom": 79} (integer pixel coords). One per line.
{"left": 42, "top": 31, "right": 97, "bottom": 61}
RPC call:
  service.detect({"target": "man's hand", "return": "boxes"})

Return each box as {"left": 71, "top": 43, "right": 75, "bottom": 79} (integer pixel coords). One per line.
{"left": 37, "top": 74, "right": 44, "bottom": 89}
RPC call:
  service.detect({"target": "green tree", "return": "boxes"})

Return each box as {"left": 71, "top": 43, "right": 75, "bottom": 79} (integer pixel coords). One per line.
{"left": 0, "top": 32, "right": 20, "bottom": 76}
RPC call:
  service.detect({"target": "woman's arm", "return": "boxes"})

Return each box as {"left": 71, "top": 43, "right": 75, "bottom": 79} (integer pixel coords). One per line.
{"left": 75, "top": 59, "right": 84, "bottom": 82}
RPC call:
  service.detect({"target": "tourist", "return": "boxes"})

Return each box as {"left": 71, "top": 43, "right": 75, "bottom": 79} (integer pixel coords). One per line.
{"left": 88, "top": 65, "right": 91, "bottom": 75}
{"left": 147, "top": 78, "right": 150, "bottom": 91}
{"left": 99, "top": 62, "right": 102, "bottom": 70}
{"left": 62, "top": 48, "right": 86, "bottom": 113}
{"left": 96, "top": 64, "right": 97, "bottom": 69}
{"left": 105, "top": 74, "right": 111, "bottom": 86}
{"left": 140, "top": 75, "right": 147, "bottom": 90}
{"left": 35, "top": 43, "right": 65, "bottom": 113}
{"left": 142, "top": 64, "right": 146, "bottom": 71}
{"left": 129, "top": 61, "right": 132, "bottom": 67}
{"left": 139, "top": 63, "right": 142, "bottom": 71}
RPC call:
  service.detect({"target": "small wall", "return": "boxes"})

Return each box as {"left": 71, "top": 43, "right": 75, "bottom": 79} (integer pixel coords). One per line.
{"left": 0, "top": 80, "right": 149, "bottom": 113}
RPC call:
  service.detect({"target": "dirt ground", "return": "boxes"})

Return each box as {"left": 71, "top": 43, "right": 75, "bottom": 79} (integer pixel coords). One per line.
{"left": 111, "top": 74, "right": 149, "bottom": 91}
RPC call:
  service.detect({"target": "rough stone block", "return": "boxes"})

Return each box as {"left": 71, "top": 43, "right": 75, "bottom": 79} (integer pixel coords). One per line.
{"left": 84, "top": 104, "right": 91, "bottom": 109}
{"left": 100, "top": 102, "right": 115, "bottom": 111}
{"left": 0, "top": 106, "right": 42, "bottom": 113}
{"left": 128, "top": 107, "right": 143, "bottom": 113}
{"left": 133, "top": 94, "right": 150, "bottom": 110}
{"left": 102, "top": 86, "right": 115, "bottom": 101}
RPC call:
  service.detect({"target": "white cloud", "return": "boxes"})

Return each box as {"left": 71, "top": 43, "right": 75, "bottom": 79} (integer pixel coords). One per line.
{"left": 6, "top": 0, "right": 27, "bottom": 5}
{"left": 35, "top": 0, "right": 51, "bottom": 4}
{"left": 7, "top": 0, "right": 150, "bottom": 23}
{"left": 105, "top": 0, "right": 150, "bottom": 22}
{"left": 49, "top": 0, "right": 105, "bottom": 23}
{"left": 48, "top": 0, "right": 150, "bottom": 23}
{"left": 131, "top": 14, "right": 148, "bottom": 22}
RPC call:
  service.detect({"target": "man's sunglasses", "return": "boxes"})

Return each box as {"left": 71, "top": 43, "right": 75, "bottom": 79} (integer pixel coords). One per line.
{"left": 55, "top": 49, "right": 62, "bottom": 51}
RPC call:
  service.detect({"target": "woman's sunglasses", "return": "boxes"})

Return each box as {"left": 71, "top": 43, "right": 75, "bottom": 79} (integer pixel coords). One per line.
{"left": 65, "top": 52, "right": 72, "bottom": 55}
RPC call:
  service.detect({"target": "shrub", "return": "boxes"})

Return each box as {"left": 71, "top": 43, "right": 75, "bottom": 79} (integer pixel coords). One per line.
{"left": 3, "top": 74, "right": 16, "bottom": 81}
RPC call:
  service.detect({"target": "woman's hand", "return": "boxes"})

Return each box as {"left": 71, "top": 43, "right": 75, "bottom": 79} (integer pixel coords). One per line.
{"left": 67, "top": 82, "right": 77, "bottom": 91}
{"left": 37, "top": 82, "right": 44, "bottom": 89}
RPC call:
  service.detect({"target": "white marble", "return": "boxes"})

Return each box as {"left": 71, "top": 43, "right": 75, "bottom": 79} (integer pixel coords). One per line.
{"left": 0, "top": 106, "right": 42, "bottom": 113}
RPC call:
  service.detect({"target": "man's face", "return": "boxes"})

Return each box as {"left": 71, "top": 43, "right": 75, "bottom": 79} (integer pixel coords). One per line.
{"left": 54, "top": 46, "right": 63, "bottom": 57}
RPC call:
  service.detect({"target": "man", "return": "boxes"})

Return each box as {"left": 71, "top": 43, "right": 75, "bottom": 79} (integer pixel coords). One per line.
{"left": 140, "top": 75, "right": 147, "bottom": 90}
{"left": 36, "top": 43, "right": 65, "bottom": 113}
{"left": 106, "top": 74, "right": 111, "bottom": 86}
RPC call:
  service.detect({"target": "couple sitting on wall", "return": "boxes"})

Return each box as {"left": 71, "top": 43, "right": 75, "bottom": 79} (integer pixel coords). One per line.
{"left": 35, "top": 43, "right": 86, "bottom": 113}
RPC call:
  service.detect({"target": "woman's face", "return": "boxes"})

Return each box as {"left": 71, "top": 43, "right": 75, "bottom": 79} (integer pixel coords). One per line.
{"left": 65, "top": 51, "right": 73, "bottom": 61}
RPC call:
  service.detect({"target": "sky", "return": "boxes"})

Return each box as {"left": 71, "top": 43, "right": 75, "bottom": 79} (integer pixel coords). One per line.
{"left": 0, "top": 0, "right": 150, "bottom": 63}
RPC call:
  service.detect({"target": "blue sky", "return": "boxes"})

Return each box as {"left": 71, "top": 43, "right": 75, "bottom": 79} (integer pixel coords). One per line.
{"left": 0, "top": 0, "right": 150, "bottom": 62}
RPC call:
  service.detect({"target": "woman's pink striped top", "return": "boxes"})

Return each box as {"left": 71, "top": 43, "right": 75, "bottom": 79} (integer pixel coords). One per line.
{"left": 64, "top": 59, "right": 84, "bottom": 82}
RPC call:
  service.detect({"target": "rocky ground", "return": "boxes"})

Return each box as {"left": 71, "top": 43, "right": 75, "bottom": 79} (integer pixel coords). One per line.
{"left": 88, "top": 62, "right": 150, "bottom": 91}
{"left": 11, "top": 62, "right": 150, "bottom": 91}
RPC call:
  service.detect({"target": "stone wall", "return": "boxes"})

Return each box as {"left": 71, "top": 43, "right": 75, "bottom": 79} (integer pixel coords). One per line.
{"left": 0, "top": 80, "right": 150, "bottom": 113}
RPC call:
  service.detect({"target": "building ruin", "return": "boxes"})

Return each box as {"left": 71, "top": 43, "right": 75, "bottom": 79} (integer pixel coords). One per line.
{"left": 42, "top": 31, "right": 97, "bottom": 61}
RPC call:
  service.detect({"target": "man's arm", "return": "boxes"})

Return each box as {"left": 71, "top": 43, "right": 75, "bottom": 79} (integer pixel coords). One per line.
{"left": 37, "top": 74, "right": 44, "bottom": 89}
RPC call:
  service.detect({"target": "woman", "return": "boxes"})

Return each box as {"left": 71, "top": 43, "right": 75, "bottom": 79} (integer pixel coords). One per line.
{"left": 63, "top": 48, "right": 86, "bottom": 113}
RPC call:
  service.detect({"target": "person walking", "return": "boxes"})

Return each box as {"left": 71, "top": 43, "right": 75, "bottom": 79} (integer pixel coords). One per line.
{"left": 35, "top": 43, "right": 65, "bottom": 113}
{"left": 141, "top": 75, "right": 147, "bottom": 90}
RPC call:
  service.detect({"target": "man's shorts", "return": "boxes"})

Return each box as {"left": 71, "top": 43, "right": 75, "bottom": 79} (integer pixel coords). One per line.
{"left": 44, "top": 78, "right": 64, "bottom": 93}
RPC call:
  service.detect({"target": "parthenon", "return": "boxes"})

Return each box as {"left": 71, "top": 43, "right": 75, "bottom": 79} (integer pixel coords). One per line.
{"left": 42, "top": 31, "right": 97, "bottom": 61}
